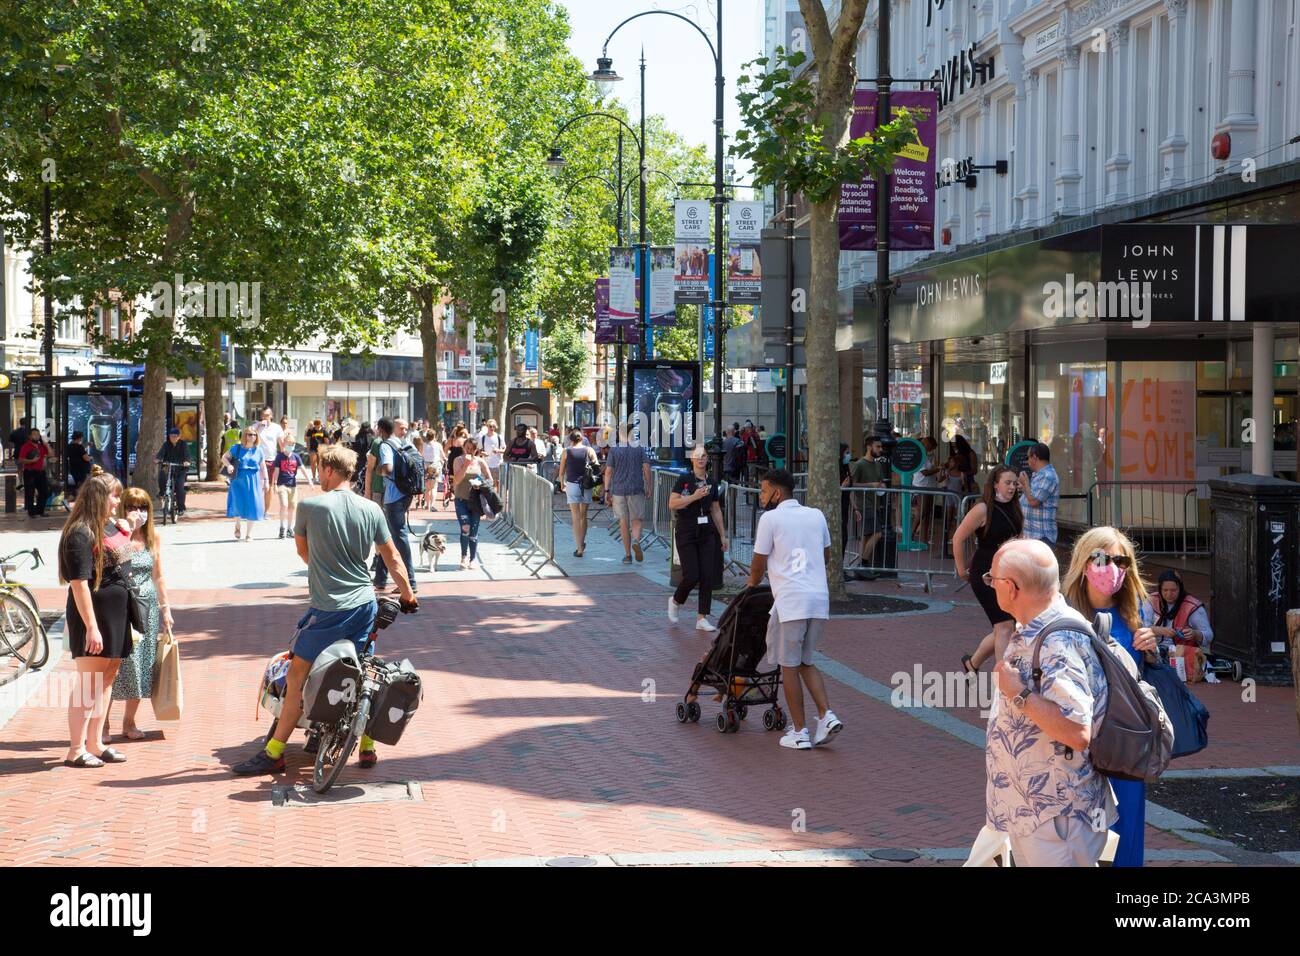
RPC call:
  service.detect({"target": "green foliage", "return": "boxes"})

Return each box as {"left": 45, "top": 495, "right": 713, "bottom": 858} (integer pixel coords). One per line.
{"left": 541, "top": 320, "right": 588, "bottom": 399}
{"left": 731, "top": 47, "right": 917, "bottom": 204}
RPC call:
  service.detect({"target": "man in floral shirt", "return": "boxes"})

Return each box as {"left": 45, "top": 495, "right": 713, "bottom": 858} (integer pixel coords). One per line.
{"left": 984, "top": 538, "right": 1116, "bottom": 866}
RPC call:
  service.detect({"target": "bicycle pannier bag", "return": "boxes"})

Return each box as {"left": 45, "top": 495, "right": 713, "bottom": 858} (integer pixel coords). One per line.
{"left": 302, "top": 638, "right": 363, "bottom": 724}
{"left": 1032, "top": 612, "right": 1174, "bottom": 783}
{"left": 366, "top": 658, "right": 423, "bottom": 745}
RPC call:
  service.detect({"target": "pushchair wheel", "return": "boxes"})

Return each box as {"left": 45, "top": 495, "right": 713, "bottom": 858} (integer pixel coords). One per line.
{"left": 1231, "top": 660, "right": 1243, "bottom": 682}
{"left": 687, "top": 701, "right": 701, "bottom": 722}
{"left": 736, "top": 705, "right": 748, "bottom": 721}
{"left": 771, "top": 708, "right": 787, "bottom": 731}
{"left": 676, "top": 702, "right": 689, "bottom": 723}
{"left": 715, "top": 712, "right": 729, "bottom": 734}
{"left": 762, "top": 708, "right": 777, "bottom": 731}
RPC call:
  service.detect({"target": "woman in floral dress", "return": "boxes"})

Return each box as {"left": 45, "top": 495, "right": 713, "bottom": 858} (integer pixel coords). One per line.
{"left": 112, "top": 487, "right": 175, "bottom": 740}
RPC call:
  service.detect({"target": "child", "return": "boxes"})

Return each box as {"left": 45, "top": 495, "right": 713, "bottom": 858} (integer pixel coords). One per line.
{"left": 270, "top": 434, "right": 304, "bottom": 539}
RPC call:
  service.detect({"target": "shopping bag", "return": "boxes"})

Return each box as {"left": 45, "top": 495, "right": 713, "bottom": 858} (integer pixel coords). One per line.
{"left": 151, "top": 627, "right": 184, "bottom": 721}
{"left": 1142, "top": 659, "right": 1209, "bottom": 758}
{"left": 962, "top": 825, "right": 1012, "bottom": 867}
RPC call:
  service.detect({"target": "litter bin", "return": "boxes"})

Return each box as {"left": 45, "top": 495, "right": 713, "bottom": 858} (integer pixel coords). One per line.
{"left": 4, "top": 473, "right": 15, "bottom": 513}
{"left": 1209, "top": 473, "right": 1300, "bottom": 685}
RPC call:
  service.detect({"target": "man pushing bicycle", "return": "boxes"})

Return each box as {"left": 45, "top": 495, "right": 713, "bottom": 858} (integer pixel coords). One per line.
{"left": 233, "top": 444, "right": 417, "bottom": 775}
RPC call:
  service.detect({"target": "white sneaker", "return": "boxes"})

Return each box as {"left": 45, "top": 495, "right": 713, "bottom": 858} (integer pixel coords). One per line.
{"left": 779, "top": 726, "right": 812, "bottom": 750}
{"left": 813, "top": 710, "right": 844, "bottom": 747}
{"left": 668, "top": 597, "right": 681, "bottom": 624}
{"left": 695, "top": 617, "right": 716, "bottom": 632}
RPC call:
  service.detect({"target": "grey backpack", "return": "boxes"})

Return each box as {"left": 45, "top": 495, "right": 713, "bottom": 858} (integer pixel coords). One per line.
{"left": 1031, "top": 612, "right": 1174, "bottom": 783}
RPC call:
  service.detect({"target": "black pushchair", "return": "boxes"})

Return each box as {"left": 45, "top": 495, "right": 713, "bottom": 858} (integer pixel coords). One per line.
{"left": 676, "top": 585, "right": 787, "bottom": 734}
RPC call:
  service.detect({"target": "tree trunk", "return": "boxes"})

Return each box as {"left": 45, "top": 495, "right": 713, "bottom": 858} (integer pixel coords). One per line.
{"left": 133, "top": 332, "right": 172, "bottom": 498}
{"left": 416, "top": 284, "right": 441, "bottom": 427}
{"left": 1288, "top": 608, "right": 1300, "bottom": 736}
{"left": 203, "top": 330, "right": 224, "bottom": 480}
{"left": 806, "top": 197, "right": 845, "bottom": 598}
{"left": 495, "top": 309, "right": 510, "bottom": 431}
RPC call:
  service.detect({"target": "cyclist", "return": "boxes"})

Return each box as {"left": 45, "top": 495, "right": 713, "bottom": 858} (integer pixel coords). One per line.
{"left": 232, "top": 443, "right": 417, "bottom": 775}
{"left": 155, "top": 427, "right": 191, "bottom": 515}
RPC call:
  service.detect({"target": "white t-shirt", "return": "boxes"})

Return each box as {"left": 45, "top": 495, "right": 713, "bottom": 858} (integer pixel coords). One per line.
{"left": 480, "top": 431, "right": 504, "bottom": 468}
{"left": 423, "top": 441, "right": 444, "bottom": 471}
{"left": 256, "top": 422, "right": 283, "bottom": 462}
{"left": 912, "top": 450, "right": 940, "bottom": 489}
{"left": 754, "top": 499, "right": 832, "bottom": 623}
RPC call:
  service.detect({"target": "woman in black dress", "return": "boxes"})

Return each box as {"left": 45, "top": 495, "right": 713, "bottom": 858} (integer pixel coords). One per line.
{"left": 59, "top": 471, "right": 134, "bottom": 767}
{"left": 951, "top": 465, "right": 1024, "bottom": 674}
{"left": 667, "top": 445, "right": 728, "bottom": 632}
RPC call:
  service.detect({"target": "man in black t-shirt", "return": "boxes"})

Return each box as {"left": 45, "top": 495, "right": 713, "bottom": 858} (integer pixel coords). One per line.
{"left": 66, "top": 432, "right": 93, "bottom": 501}
{"left": 155, "top": 427, "right": 191, "bottom": 514}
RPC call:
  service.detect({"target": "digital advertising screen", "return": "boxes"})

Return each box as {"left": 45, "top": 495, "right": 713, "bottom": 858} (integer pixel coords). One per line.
{"left": 626, "top": 360, "right": 699, "bottom": 465}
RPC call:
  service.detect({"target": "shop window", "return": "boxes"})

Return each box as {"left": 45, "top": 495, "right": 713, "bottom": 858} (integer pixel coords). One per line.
{"left": 1033, "top": 360, "right": 1109, "bottom": 523}
{"left": 941, "top": 358, "right": 1024, "bottom": 486}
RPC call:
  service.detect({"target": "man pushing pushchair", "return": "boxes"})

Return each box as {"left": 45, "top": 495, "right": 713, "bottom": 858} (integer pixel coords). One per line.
{"left": 743, "top": 469, "right": 843, "bottom": 751}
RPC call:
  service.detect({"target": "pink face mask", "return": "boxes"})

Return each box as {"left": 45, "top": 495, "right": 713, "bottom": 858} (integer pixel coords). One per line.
{"left": 1085, "top": 561, "right": 1126, "bottom": 596}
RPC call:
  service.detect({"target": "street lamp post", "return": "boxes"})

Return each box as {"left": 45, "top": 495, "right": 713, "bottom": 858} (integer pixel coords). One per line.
{"left": 592, "top": 3, "right": 726, "bottom": 480}
{"left": 546, "top": 110, "right": 646, "bottom": 427}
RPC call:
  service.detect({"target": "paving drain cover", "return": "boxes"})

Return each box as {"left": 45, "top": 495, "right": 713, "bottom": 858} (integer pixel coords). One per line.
{"left": 271, "top": 780, "right": 423, "bottom": 807}
{"left": 868, "top": 848, "right": 920, "bottom": 862}
{"left": 545, "top": 856, "right": 598, "bottom": 867}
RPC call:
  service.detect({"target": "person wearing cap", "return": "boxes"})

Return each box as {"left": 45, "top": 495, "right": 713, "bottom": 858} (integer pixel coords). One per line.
{"left": 155, "top": 426, "right": 191, "bottom": 515}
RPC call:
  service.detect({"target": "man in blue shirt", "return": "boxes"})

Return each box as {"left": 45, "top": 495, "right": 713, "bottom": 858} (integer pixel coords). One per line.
{"left": 372, "top": 417, "right": 418, "bottom": 593}
{"left": 1018, "top": 442, "right": 1060, "bottom": 546}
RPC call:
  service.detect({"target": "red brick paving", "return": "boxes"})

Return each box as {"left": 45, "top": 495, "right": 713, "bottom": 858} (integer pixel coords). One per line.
{"left": 1, "top": 565, "right": 1288, "bottom": 866}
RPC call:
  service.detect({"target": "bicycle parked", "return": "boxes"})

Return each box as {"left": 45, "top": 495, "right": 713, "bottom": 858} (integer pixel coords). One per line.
{"left": 0, "top": 548, "right": 49, "bottom": 687}
{"left": 256, "top": 597, "right": 422, "bottom": 793}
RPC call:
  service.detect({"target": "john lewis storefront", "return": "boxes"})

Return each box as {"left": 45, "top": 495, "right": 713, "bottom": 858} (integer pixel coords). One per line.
{"left": 852, "top": 205, "right": 1300, "bottom": 525}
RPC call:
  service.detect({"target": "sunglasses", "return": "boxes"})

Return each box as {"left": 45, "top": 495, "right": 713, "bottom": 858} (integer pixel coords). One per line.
{"left": 1088, "top": 549, "right": 1132, "bottom": 570}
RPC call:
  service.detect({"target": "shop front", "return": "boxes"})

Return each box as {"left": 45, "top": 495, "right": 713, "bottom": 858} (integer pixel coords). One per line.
{"left": 854, "top": 216, "right": 1299, "bottom": 531}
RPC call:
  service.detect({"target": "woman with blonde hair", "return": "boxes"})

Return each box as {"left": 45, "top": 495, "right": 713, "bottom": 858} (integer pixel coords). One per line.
{"left": 59, "top": 472, "right": 134, "bottom": 766}
{"left": 111, "top": 487, "right": 175, "bottom": 740}
{"left": 222, "top": 424, "right": 266, "bottom": 540}
{"left": 1062, "top": 525, "right": 1159, "bottom": 868}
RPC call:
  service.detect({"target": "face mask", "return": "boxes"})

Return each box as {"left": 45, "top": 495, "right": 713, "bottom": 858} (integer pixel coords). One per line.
{"left": 762, "top": 492, "right": 780, "bottom": 511}
{"left": 1085, "top": 561, "right": 1126, "bottom": 597}
{"left": 842, "top": 453, "right": 851, "bottom": 465}
{"left": 994, "top": 488, "right": 1015, "bottom": 503}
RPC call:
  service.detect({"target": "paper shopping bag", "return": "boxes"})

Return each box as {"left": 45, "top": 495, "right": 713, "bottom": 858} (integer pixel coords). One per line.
{"left": 151, "top": 628, "right": 184, "bottom": 721}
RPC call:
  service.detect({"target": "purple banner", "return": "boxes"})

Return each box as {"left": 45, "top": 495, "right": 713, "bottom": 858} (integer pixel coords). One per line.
{"left": 594, "top": 279, "right": 616, "bottom": 344}
{"left": 839, "top": 89, "right": 937, "bottom": 251}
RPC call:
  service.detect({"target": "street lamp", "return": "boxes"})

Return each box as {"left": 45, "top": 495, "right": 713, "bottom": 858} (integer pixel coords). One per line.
{"left": 593, "top": 4, "right": 726, "bottom": 481}
{"left": 545, "top": 111, "right": 646, "bottom": 425}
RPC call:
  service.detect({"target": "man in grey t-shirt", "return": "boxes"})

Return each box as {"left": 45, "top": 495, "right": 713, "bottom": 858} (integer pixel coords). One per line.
{"left": 233, "top": 444, "right": 416, "bottom": 776}
{"left": 604, "top": 424, "right": 652, "bottom": 564}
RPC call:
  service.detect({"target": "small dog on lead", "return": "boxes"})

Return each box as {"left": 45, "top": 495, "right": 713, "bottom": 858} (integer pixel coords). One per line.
{"left": 419, "top": 531, "right": 448, "bottom": 571}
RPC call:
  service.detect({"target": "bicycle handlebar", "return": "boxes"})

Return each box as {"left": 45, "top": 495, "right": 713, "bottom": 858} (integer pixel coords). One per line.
{"left": 0, "top": 547, "right": 42, "bottom": 569}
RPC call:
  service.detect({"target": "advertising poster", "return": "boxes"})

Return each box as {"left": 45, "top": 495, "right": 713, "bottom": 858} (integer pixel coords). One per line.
{"left": 524, "top": 327, "right": 539, "bottom": 371}
{"left": 593, "top": 279, "right": 617, "bottom": 344}
{"left": 626, "top": 360, "right": 699, "bottom": 465}
{"left": 609, "top": 247, "right": 637, "bottom": 324}
{"left": 727, "top": 201, "right": 763, "bottom": 304}
{"left": 649, "top": 247, "right": 677, "bottom": 326}
{"left": 65, "top": 391, "right": 128, "bottom": 479}
{"left": 674, "top": 200, "right": 710, "bottom": 304}
{"left": 839, "top": 89, "right": 938, "bottom": 251}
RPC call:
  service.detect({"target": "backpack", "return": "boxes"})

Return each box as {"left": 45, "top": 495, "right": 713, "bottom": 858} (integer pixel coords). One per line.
{"left": 386, "top": 438, "right": 425, "bottom": 497}
{"left": 1031, "top": 612, "right": 1174, "bottom": 783}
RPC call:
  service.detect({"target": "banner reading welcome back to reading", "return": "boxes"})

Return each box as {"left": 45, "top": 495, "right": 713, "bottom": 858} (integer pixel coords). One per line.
{"left": 839, "top": 89, "right": 938, "bottom": 251}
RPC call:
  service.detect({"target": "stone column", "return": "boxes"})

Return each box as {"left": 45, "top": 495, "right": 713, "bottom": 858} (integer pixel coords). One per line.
{"left": 1160, "top": 0, "right": 1190, "bottom": 189}
{"left": 1021, "top": 70, "right": 1040, "bottom": 225}
{"left": 1011, "top": 66, "right": 1030, "bottom": 229}
{"left": 1057, "top": 43, "right": 1082, "bottom": 216}
{"left": 1105, "top": 21, "right": 1132, "bottom": 204}
{"left": 1219, "top": 0, "right": 1259, "bottom": 160}
{"left": 975, "top": 94, "right": 992, "bottom": 241}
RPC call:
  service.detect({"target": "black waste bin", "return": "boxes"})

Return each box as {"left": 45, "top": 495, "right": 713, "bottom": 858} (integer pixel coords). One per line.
{"left": 1209, "top": 473, "right": 1300, "bottom": 685}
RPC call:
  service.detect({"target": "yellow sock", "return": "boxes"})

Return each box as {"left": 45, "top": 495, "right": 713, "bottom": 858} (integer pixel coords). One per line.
{"left": 266, "top": 738, "right": 286, "bottom": 759}
{"left": 360, "top": 735, "right": 375, "bottom": 751}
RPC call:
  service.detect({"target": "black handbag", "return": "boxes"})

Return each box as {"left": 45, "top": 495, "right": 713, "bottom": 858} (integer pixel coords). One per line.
{"left": 1141, "top": 658, "right": 1210, "bottom": 758}
{"left": 105, "top": 559, "right": 149, "bottom": 632}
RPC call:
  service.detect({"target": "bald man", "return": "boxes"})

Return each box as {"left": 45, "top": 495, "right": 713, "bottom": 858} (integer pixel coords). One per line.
{"left": 982, "top": 539, "right": 1116, "bottom": 866}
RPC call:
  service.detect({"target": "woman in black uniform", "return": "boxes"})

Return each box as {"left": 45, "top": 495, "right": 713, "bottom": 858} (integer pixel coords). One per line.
{"left": 668, "top": 445, "right": 729, "bottom": 632}
{"left": 59, "top": 471, "right": 134, "bottom": 767}
{"left": 952, "top": 465, "right": 1024, "bottom": 673}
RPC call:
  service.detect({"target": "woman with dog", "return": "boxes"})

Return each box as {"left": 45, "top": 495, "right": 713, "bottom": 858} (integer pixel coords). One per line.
{"left": 111, "top": 487, "right": 175, "bottom": 741}
{"left": 452, "top": 438, "right": 492, "bottom": 570}
{"left": 222, "top": 425, "right": 266, "bottom": 540}
{"left": 59, "top": 471, "right": 134, "bottom": 767}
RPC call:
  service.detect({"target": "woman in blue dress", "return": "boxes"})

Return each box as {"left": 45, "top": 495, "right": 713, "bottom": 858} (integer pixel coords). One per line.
{"left": 1063, "top": 526, "right": 1160, "bottom": 867}
{"left": 221, "top": 425, "right": 266, "bottom": 540}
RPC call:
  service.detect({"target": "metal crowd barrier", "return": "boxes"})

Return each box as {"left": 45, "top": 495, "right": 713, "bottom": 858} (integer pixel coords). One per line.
{"left": 1085, "top": 480, "right": 1210, "bottom": 556}
{"left": 492, "top": 463, "right": 565, "bottom": 577}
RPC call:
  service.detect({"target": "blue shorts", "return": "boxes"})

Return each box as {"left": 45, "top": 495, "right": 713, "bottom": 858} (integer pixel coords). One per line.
{"left": 289, "top": 602, "right": 377, "bottom": 664}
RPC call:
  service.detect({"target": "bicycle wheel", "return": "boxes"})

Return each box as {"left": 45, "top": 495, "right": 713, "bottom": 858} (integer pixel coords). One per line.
{"left": 312, "top": 698, "right": 368, "bottom": 794}
{"left": 0, "top": 594, "right": 41, "bottom": 687}
{"left": 4, "top": 586, "right": 48, "bottom": 668}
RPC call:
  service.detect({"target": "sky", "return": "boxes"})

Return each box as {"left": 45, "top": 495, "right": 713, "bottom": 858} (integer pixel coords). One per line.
{"left": 555, "top": 0, "right": 766, "bottom": 188}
